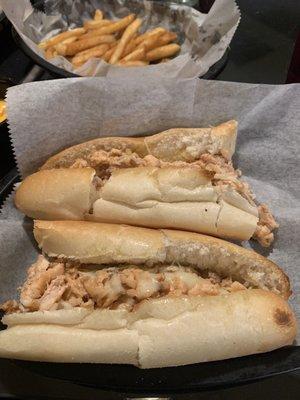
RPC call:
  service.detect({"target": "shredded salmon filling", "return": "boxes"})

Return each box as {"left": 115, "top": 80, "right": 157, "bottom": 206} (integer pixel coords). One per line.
{"left": 253, "top": 204, "right": 279, "bottom": 247}
{"left": 70, "top": 148, "right": 278, "bottom": 246}
{"left": 1, "top": 256, "right": 247, "bottom": 314}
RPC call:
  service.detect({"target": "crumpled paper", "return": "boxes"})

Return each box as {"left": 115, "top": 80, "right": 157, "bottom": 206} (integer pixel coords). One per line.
{"left": 0, "top": 0, "right": 240, "bottom": 78}
{"left": 0, "top": 76, "right": 299, "bottom": 342}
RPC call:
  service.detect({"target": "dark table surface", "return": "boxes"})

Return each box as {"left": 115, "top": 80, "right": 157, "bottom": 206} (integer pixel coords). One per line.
{"left": 217, "top": 0, "right": 300, "bottom": 84}
{"left": 0, "top": 0, "right": 299, "bottom": 398}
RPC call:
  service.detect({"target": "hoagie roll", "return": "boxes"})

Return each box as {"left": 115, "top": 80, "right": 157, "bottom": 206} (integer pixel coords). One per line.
{"left": 0, "top": 221, "right": 296, "bottom": 368}
{"left": 15, "top": 120, "right": 277, "bottom": 246}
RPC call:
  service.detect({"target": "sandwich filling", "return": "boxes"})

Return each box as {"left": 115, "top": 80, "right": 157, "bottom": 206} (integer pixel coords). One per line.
{"left": 1, "top": 255, "right": 247, "bottom": 314}
{"left": 70, "top": 148, "right": 278, "bottom": 246}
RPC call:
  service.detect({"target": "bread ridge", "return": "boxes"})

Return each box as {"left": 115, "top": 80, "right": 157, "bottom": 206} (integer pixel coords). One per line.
{"left": 0, "top": 290, "right": 296, "bottom": 367}
{"left": 33, "top": 220, "right": 290, "bottom": 298}
{"left": 41, "top": 120, "right": 237, "bottom": 170}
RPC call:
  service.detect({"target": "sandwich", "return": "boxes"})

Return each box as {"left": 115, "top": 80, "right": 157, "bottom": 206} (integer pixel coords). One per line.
{"left": 14, "top": 121, "right": 277, "bottom": 247}
{"left": 0, "top": 221, "right": 296, "bottom": 368}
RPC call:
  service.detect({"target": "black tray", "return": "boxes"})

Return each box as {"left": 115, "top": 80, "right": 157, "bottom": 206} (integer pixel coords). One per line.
{"left": 15, "top": 347, "right": 300, "bottom": 394}
{"left": 0, "top": 168, "right": 19, "bottom": 205}
{"left": 0, "top": 169, "right": 300, "bottom": 394}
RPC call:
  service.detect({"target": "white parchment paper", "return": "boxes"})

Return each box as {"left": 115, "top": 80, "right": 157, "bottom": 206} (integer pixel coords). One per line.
{"left": 0, "top": 77, "right": 299, "bottom": 342}
{"left": 0, "top": 0, "right": 240, "bottom": 78}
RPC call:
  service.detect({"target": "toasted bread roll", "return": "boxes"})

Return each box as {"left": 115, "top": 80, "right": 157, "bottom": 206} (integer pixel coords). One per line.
{"left": 0, "top": 291, "right": 296, "bottom": 367}
{"left": 0, "top": 222, "right": 295, "bottom": 366}
{"left": 41, "top": 120, "right": 237, "bottom": 169}
{"left": 0, "top": 324, "right": 139, "bottom": 365}
{"left": 15, "top": 168, "right": 96, "bottom": 220}
{"left": 33, "top": 221, "right": 290, "bottom": 298}
{"left": 91, "top": 198, "right": 258, "bottom": 240}
{"left": 15, "top": 165, "right": 259, "bottom": 242}
{"left": 14, "top": 119, "right": 278, "bottom": 247}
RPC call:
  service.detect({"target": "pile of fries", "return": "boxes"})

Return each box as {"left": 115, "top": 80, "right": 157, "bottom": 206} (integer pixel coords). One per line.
{"left": 39, "top": 9, "right": 181, "bottom": 68}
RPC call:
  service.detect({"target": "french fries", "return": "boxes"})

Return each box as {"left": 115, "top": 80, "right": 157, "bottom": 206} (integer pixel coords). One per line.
{"left": 122, "top": 46, "right": 146, "bottom": 62}
{"left": 137, "top": 32, "right": 163, "bottom": 52}
{"left": 134, "top": 27, "right": 166, "bottom": 45}
{"left": 109, "top": 18, "right": 142, "bottom": 64}
{"left": 90, "top": 14, "right": 135, "bottom": 36}
{"left": 102, "top": 44, "right": 118, "bottom": 62}
{"left": 39, "top": 28, "right": 86, "bottom": 49}
{"left": 139, "top": 32, "right": 177, "bottom": 52}
{"left": 83, "top": 19, "right": 112, "bottom": 31}
{"left": 59, "top": 37, "right": 78, "bottom": 46}
{"left": 45, "top": 47, "right": 57, "bottom": 60}
{"left": 39, "top": 10, "right": 181, "bottom": 71}
{"left": 94, "top": 10, "right": 103, "bottom": 21}
{"left": 122, "top": 34, "right": 138, "bottom": 57}
{"left": 57, "top": 35, "right": 116, "bottom": 56}
{"left": 146, "top": 43, "right": 181, "bottom": 62}
{"left": 72, "top": 43, "right": 110, "bottom": 67}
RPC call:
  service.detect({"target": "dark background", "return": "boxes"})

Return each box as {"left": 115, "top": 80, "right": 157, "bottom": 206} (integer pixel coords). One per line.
{"left": 217, "top": 0, "right": 300, "bottom": 83}
{"left": 0, "top": 0, "right": 299, "bottom": 398}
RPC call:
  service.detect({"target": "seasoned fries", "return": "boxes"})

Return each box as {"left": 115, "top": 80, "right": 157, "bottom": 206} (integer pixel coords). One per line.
{"left": 83, "top": 19, "right": 112, "bottom": 31}
{"left": 149, "top": 32, "right": 177, "bottom": 50}
{"left": 122, "top": 35, "right": 138, "bottom": 57}
{"left": 146, "top": 43, "right": 181, "bottom": 62}
{"left": 39, "top": 10, "right": 181, "bottom": 70}
{"left": 137, "top": 32, "right": 163, "bottom": 52}
{"left": 57, "top": 35, "right": 116, "bottom": 56}
{"left": 45, "top": 47, "right": 57, "bottom": 60}
{"left": 59, "top": 37, "right": 78, "bottom": 46}
{"left": 122, "top": 46, "right": 146, "bottom": 62}
{"left": 102, "top": 44, "right": 118, "bottom": 62}
{"left": 72, "top": 44, "right": 110, "bottom": 67}
{"left": 39, "top": 28, "right": 86, "bottom": 49}
{"left": 91, "top": 14, "right": 135, "bottom": 36}
{"left": 109, "top": 18, "right": 142, "bottom": 64}
{"left": 134, "top": 27, "right": 166, "bottom": 45}
{"left": 94, "top": 10, "right": 103, "bottom": 21}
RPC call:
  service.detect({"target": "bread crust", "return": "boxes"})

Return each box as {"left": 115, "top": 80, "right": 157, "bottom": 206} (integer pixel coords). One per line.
{"left": 41, "top": 120, "right": 237, "bottom": 169}
{"left": 33, "top": 221, "right": 290, "bottom": 298}
{"left": 0, "top": 325, "right": 139, "bottom": 364}
{"left": 0, "top": 290, "right": 296, "bottom": 367}
{"left": 91, "top": 198, "right": 258, "bottom": 241}
{"left": 15, "top": 165, "right": 259, "bottom": 241}
{"left": 94, "top": 166, "right": 259, "bottom": 241}
{"left": 34, "top": 220, "right": 166, "bottom": 265}
{"left": 15, "top": 168, "right": 96, "bottom": 220}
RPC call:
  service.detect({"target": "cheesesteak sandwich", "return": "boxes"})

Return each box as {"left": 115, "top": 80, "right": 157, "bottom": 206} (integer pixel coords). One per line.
{"left": 0, "top": 221, "right": 296, "bottom": 368}
{"left": 15, "top": 120, "right": 278, "bottom": 246}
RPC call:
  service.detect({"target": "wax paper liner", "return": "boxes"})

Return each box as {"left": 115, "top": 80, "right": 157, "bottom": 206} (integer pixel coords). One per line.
{"left": 0, "top": 0, "right": 240, "bottom": 78}
{"left": 0, "top": 77, "right": 299, "bottom": 341}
